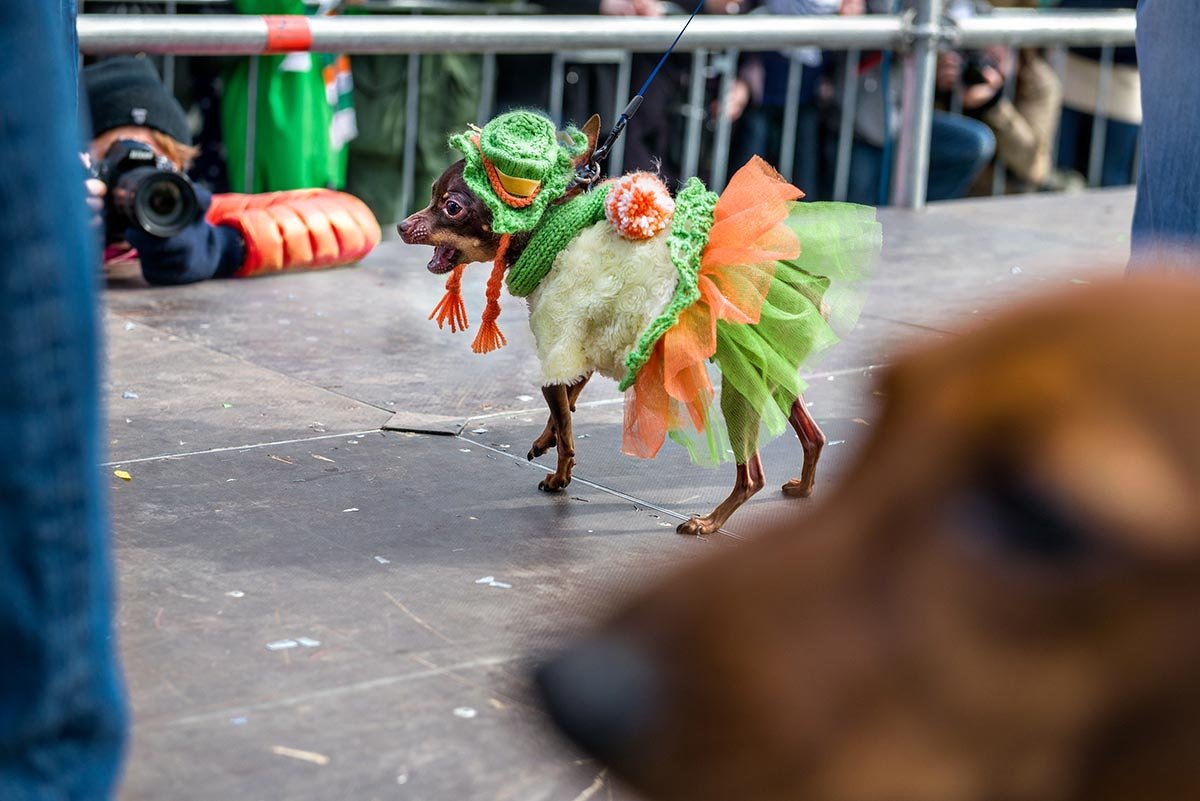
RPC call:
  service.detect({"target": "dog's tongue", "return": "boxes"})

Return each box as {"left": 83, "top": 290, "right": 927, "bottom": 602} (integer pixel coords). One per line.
{"left": 428, "top": 246, "right": 460, "bottom": 275}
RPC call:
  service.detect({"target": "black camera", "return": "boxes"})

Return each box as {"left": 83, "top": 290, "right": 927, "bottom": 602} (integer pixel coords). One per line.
{"left": 91, "top": 139, "right": 200, "bottom": 240}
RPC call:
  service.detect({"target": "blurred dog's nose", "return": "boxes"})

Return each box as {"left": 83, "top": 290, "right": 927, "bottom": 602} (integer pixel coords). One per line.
{"left": 396, "top": 217, "right": 411, "bottom": 238}
{"left": 534, "top": 636, "right": 661, "bottom": 768}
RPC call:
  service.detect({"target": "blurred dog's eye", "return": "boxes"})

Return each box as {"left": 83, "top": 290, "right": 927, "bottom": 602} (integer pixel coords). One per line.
{"left": 950, "top": 467, "right": 1090, "bottom": 564}
{"left": 444, "top": 200, "right": 464, "bottom": 217}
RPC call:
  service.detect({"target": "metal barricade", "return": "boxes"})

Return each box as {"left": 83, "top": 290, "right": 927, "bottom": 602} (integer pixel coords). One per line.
{"left": 77, "top": 6, "right": 1137, "bottom": 209}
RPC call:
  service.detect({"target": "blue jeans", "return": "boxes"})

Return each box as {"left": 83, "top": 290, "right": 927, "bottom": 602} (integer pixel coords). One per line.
{"left": 1057, "top": 106, "right": 1139, "bottom": 187}
{"left": 0, "top": 2, "right": 127, "bottom": 799}
{"left": 1131, "top": 0, "right": 1200, "bottom": 268}
{"left": 926, "top": 112, "right": 997, "bottom": 202}
{"left": 835, "top": 111, "right": 996, "bottom": 206}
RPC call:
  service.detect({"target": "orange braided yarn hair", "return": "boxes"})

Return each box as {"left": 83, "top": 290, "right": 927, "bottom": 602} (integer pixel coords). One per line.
{"left": 472, "top": 234, "right": 511, "bottom": 354}
{"left": 428, "top": 263, "right": 469, "bottom": 333}
{"left": 427, "top": 234, "right": 512, "bottom": 354}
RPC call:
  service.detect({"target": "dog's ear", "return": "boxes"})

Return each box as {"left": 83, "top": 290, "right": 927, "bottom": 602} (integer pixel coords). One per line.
{"left": 573, "top": 114, "right": 602, "bottom": 168}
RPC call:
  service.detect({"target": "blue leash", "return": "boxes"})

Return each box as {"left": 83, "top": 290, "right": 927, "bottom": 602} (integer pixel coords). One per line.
{"left": 576, "top": 0, "right": 707, "bottom": 184}
{"left": 636, "top": 0, "right": 706, "bottom": 100}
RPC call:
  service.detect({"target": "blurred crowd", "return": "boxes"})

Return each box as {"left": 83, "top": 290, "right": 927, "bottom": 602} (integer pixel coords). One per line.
{"left": 84, "top": 0, "right": 1139, "bottom": 227}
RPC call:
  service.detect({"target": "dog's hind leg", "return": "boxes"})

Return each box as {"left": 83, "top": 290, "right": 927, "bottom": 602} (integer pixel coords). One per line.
{"left": 676, "top": 384, "right": 765, "bottom": 535}
{"left": 528, "top": 423, "right": 555, "bottom": 461}
{"left": 782, "top": 395, "right": 826, "bottom": 498}
{"left": 677, "top": 453, "right": 765, "bottom": 536}
{"left": 567, "top": 374, "right": 591, "bottom": 411}
{"left": 528, "top": 374, "right": 590, "bottom": 461}
{"left": 537, "top": 383, "right": 576, "bottom": 492}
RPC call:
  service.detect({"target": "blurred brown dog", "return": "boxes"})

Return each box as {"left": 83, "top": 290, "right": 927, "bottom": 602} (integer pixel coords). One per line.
{"left": 538, "top": 278, "right": 1200, "bottom": 801}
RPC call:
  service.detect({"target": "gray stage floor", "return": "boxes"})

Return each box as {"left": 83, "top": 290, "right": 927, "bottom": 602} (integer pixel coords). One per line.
{"left": 104, "top": 188, "right": 1134, "bottom": 800}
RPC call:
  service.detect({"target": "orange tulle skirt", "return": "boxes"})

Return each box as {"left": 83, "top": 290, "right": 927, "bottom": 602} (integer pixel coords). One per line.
{"left": 622, "top": 156, "right": 804, "bottom": 460}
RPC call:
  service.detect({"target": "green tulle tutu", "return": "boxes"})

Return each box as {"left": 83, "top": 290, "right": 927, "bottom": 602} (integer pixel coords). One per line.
{"left": 622, "top": 163, "right": 882, "bottom": 467}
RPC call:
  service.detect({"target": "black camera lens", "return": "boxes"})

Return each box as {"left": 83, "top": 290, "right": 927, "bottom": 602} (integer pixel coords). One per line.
{"left": 98, "top": 140, "right": 201, "bottom": 241}
{"left": 131, "top": 171, "right": 199, "bottom": 238}
{"left": 147, "top": 181, "right": 180, "bottom": 216}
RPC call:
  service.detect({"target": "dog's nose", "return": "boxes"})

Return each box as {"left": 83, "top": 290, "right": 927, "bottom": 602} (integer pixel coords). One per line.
{"left": 397, "top": 215, "right": 427, "bottom": 244}
{"left": 534, "top": 635, "right": 661, "bottom": 768}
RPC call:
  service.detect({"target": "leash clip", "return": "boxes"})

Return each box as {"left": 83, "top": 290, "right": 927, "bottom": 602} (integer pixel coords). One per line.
{"left": 573, "top": 160, "right": 603, "bottom": 188}
{"left": 569, "top": 95, "right": 643, "bottom": 190}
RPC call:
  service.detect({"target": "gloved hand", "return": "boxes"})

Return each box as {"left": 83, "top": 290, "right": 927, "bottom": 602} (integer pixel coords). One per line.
{"left": 125, "top": 185, "right": 246, "bottom": 286}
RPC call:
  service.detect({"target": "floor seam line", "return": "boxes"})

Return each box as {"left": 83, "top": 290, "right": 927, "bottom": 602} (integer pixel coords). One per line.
{"left": 103, "top": 429, "right": 383, "bottom": 466}
{"left": 464, "top": 438, "right": 743, "bottom": 540}
{"left": 859, "top": 312, "right": 960, "bottom": 335}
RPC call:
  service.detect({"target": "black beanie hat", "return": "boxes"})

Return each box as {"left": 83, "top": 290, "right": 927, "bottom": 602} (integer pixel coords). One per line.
{"left": 84, "top": 56, "right": 192, "bottom": 145}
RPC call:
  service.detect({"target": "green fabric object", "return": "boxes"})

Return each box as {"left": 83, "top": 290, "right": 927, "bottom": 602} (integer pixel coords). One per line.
{"left": 320, "top": 54, "right": 356, "bottom": 184}
{"left": 222, "top": 0, "right": 343, "bottom": 192}
{"left": 669, "top": 393, "right": 731, "bottom": 467}
{"left": 697, "top": 201, "right": 881, "bottom": 465}
{"left": 506, "top": 185, "right": 612, "bottom": 298}
{"left": 345, "top": 49, "right": 482, "bottom": 225}
{"left": 448, "top": 111, "right": 588, "bottom": 234}
{"left": 617, "top": 177, "right": 718, "bottom": 392}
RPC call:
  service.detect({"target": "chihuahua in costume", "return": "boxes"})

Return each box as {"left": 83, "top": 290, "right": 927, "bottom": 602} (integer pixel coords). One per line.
{"left": 399, "top": 111, "right": 881, "bottom": 534}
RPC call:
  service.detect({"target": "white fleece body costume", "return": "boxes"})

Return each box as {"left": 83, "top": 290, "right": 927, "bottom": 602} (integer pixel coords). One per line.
{"left": 526, "top": 221, "right": 677, "bottom": 386}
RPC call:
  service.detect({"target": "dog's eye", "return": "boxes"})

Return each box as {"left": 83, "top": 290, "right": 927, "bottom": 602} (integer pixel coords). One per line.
{"left": 444, "top": 199, "right": 464, "bottom": 218}
{"left": 949, "top": 466, "right": 1091, "bottom": 565}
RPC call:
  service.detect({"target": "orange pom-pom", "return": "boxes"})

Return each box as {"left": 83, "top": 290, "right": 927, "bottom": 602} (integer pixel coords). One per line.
{"left": 605, "top": 172, "right": 675, "bottom": 240}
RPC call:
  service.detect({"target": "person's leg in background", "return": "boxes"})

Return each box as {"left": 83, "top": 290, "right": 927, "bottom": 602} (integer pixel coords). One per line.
{"left": 1131, "top": 0, "right": 1200, "bottom": 270}
{"left": 1055, "top": 104, "right": 1086, "bottom": 176}
{"left": 621, "top": 55, "right": 681, "bottom": 185}
{"left": 1012, "top": 50, "right": 1062, "bottom": 187}
{"left": 345, "top": 54, "right": 409, "bottom": 228}
{"left": 1057, "top": 106, "right": 1138, "bottom": 188}
{"left": 731, "top": 105, "right": 777, "bottom": 178}
{"left": 0, "top": 1, "right": 127, "bottom": 799}
{"left": 791, "top": 105, "right": 822, "bottom": 198}
{"left": 413, "top": 53, "right": 482, "bottom": 215}
{"left": 1100, "top": 117, "right": 1139, "bottom": 187}
{"left": 827, "top": 136, "right": 883, "bottom": 206}
{"left": 974, "top": 49, "right": 1061, "bottom": 190}
{"left": 925, "top": 111, "right": 996, "bottom": 201}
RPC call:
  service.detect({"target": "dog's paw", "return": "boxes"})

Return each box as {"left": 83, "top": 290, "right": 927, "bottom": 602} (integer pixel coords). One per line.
{"left": 676, "top": 516, "right": 719, "bottom": 536}
{"left": 527, "top": 442, "right": 553, "bottom": 461}
{"left": 538, "top": 474, "right": 571, "bottom": 492}
{"left": 527, "top": 433, "right": 556, "bottom": 461}
{"left": 781, "top": 478, "right": 814, "bottom": 498}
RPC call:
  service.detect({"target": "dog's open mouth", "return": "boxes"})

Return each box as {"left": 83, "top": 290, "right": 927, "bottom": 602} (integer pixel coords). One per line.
{"left": 427, "top": 246, "right": 461, "bottom": 275}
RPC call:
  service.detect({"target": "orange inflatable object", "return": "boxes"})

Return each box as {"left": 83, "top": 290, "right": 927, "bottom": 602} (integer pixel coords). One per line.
{"left": 206, "top": 189, "right": 381, "bottom": 277}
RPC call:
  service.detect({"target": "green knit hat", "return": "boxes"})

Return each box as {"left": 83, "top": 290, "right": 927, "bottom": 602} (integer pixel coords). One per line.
{"left": 449, "top": 111, "right": 589, "bottom": 234}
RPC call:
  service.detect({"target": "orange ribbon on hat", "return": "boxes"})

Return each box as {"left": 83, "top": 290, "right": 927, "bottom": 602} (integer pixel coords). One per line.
{"left": 472, "top": 134, "right": 541, "bottom": 209}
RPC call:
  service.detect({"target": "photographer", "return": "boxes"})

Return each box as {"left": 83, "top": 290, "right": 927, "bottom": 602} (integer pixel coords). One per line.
{"left": 938, "top": 0, "right": 1066, "bottom": 192}
{"left": 85, "top": 57, "right": 379, "bottom": 286}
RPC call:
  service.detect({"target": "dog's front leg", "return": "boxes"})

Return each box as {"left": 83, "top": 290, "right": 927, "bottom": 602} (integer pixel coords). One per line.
{"left": 677, "top": 452, "right": 765, "bottom": 535}
{"left": 528, "top": 374, "right": 591, "bottom": 461}
{"left": 537, "top": 383, "right": 576, "bottom": 492}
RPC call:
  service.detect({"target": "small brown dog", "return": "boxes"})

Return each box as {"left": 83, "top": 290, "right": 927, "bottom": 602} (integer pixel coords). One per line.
{"left": 537, "top": 278, "right": 1200, "bottom": 801}
{"left": 398, "top": 114, "right": 879, "bottom": 535}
